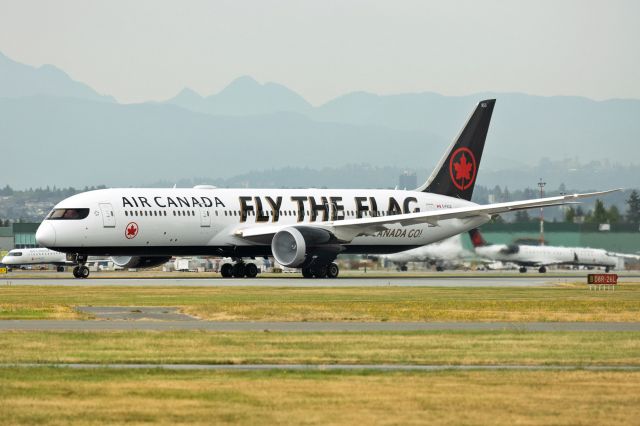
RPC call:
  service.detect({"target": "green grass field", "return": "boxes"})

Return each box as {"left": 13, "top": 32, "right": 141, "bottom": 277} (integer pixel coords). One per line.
{"left": 1, "top": 283, "right": 639, "bottom": 321}
{"left": 1, "top": 330, "right": 638, "bottom": 365}
{"left": 1, "top": 368, "right": 639, "bottom": 425}
{"left": 1, "top": 283, "right": 639, "bottom": 424}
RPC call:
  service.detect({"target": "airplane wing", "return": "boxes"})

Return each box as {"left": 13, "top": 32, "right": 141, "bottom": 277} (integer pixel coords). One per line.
{"left": 609, "top": 252, "right": 640, "bottom": 261}
{"left": 236, "top": 189, "right": 619, "bottom": 243}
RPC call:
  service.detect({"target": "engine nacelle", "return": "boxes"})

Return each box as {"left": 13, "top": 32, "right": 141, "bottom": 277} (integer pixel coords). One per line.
{"left": 110, "top": 256, "right": 171, "bottom": 269}
{"left": 501, "top": 244, "right": 520, "bottom": 255}
{"left": 271, "top": 227, "right": 333, "bottom": 267}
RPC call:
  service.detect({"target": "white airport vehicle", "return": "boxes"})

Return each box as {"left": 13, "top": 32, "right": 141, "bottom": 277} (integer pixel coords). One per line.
{"left": 35, "top": 100, "right": 616, "bottom": 279}
{"left": 468, "top": 229, "right": 619, "bottom": 273}
{"left": 383, "top": 235, "right": 472, "bottom": 271}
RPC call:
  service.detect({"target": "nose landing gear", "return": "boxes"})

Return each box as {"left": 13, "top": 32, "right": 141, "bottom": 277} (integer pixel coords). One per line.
{"left": 69, "top": 254, "right": 89, "bottom": 279}
{"left": 72, "top": 265, "right": 90, "bottom": 279}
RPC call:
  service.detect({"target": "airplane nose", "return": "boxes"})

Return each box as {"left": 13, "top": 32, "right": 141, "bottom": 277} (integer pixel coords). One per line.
{"left": 36, "top": 222, "right": 56, "bottom": 247}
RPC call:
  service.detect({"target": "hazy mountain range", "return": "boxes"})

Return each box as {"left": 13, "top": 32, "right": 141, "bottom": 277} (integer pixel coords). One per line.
{"left": 1, "top": 51, "right": 638, "bottom": 190}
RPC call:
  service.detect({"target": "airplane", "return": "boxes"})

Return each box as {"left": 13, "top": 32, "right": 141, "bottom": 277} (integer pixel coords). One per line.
{"left": 468, "top": 228, "right": 619, "bottom": 273}
{"left": 0, "top": 247, "right": 153, "bottom": 277}
{"left": 34, "top": 99, "right": 617, "bottom": 279}
{"left": 382, "top": 235, "right": 472, "bottom": 271}
{"left": 2, "top": 247, "right": 70, "bottom": 272}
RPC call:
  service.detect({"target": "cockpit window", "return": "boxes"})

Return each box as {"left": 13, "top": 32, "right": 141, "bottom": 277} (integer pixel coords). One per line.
{"left": 9, "top": 252, "right": 22, "bottom": 256}
{"left": 46, "top": 208, "right": 90, "bottom": 220}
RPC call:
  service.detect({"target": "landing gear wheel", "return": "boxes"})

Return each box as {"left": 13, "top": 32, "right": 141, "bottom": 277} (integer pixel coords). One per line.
{"left": 72, "top": 266, "right": 81, "bottom": 278}
{"left": 232, "top": 263, "right": 246, "bottom": 278}
{"left": 245, "top": 263, "right": 258, "bottom": 278}
{"left": 301, "top": 267, "right": 313, "bottom": 278}
{"left": 312, "top": 264, "right": 327, "bottom": 278}
{"left": 605, "top": 266, "right": 610, "bottom": 273}
{"left": 79, "top": 265, "right": 90, "bottom": 278}
{"left": 538, "top": 266, "right": 547, "bottom": 274}
{"left": 435, "top": 266, "right": 444, "bottom": 272}
{"left": 400, "top": 265, "right": 408, "bottom": 272}
{"left": 326, "top": 263, "right": 339, "bottom": 279}
{"left": 220, "top": 263, "right": 233, "bottom": 278}
{"left": 519, "top": 267, "right": 527, "bottom": 273}
{"left": 56, "top": 265, "right": 65, "bottom": 273}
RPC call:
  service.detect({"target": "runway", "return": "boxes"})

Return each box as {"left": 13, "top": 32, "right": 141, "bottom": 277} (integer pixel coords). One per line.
{"left": 1, "top": 320, "right": 638, "bottom": 332}
{"left": 3, "top": 363, "right": 639, "bottom": 371}
{"left": 4, "top": 274, "right": 636, "bottom": 287}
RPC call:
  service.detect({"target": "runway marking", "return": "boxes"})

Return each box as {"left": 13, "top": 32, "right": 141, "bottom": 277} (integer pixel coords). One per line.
{"left": 2, "top": 363, "right": 640, "bottom": 371}
{"left": 1, "top": 321, "right": 639, "bottom": 332}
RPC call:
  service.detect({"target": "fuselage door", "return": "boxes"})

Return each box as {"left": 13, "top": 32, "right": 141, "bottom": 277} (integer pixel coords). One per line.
{"left": 99, "top": 203, "right": 116, "bottom": 227}
{"left": 200, "top": 209, "right": 211, "bottom": 227}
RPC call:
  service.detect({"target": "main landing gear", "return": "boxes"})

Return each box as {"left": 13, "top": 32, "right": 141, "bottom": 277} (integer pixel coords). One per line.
{"left": 220, "top": 260, "right": 259, "bottom": 278}
{"left": 301, "top": 262, "right": 339, "bottom": 279}
{"left": 538, "top": 266, "right": 547, "bottom": 274}
{"left": 519, "top": 267, "right": 527, "bottom": 273}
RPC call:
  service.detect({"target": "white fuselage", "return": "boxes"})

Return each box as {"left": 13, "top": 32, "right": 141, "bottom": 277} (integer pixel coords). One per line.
{"left": 383, "top": 235, "right": 470, "bottom": 264}
{"left": 1, "top": 247, "right": 69, "bottom": 266}
{"left": 474, "top": 244, "right": 617, "bottom": 268}
{"left": 36, "top": 188, "right": 490, "bottom": 257}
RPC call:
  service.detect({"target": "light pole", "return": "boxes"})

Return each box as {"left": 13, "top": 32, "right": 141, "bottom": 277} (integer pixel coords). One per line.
{"left": 538, "top": 178, "right": 546, "bottom": 245}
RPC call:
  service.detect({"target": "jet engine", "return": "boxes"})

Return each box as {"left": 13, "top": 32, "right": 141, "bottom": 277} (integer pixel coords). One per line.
{"left": 500, "top": 244, "right": 520, "bottom": 255}
{"left": 111, "top": 256, "right": 171, "bottom": 269}
{"left": 271, "top": 227, "right": 334, "bottom": 267}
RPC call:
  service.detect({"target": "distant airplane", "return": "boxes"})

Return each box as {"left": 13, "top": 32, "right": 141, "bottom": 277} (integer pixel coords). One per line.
{"left": 383, "top": 235, "right": 472, "bottom": 271}
{"left": 2, "top": 247, "right": 70, "bottom": 272}
{"left": 468, "top": 228, "right": 619, "bottom": 273}
{"left": 35, "top": 99, "right": 617, "bottom": 279}
{"left": 1, "top": 247, "right": 167, "bottom": 278}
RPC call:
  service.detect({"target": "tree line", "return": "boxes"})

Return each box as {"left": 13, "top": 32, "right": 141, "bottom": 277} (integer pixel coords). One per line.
{"left": 511, "top": 190, "right": 640, "bottom": 225}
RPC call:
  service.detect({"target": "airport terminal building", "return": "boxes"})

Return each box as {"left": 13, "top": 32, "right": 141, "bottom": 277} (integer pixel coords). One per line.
{"left": 0, "top": 223, "right": 39, "bottom": 252}
{"left": 474, "top": 222, "right": 640, "bottom": 254}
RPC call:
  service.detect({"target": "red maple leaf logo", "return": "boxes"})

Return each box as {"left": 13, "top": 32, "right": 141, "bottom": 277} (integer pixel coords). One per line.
{"left": 125, "top": 222, "right": 138, "bottom": 239}
{"left": 453, "top": 154, "right": 472, "bottom": 181}
{"left": 448, "top": 147, "right": 477, "bottom": 190}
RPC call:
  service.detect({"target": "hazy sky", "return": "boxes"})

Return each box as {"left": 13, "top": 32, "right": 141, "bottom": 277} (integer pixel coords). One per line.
{"left": 0, "top": 0, "right": 638, "bottom": 104}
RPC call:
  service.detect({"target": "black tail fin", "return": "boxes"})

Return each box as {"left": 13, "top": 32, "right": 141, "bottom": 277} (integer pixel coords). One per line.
{"left": 468, "top": 228, "right": 489, "bottom": 248}
{"left": 417, "top": 99, "right": 495, "bottom": 200}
